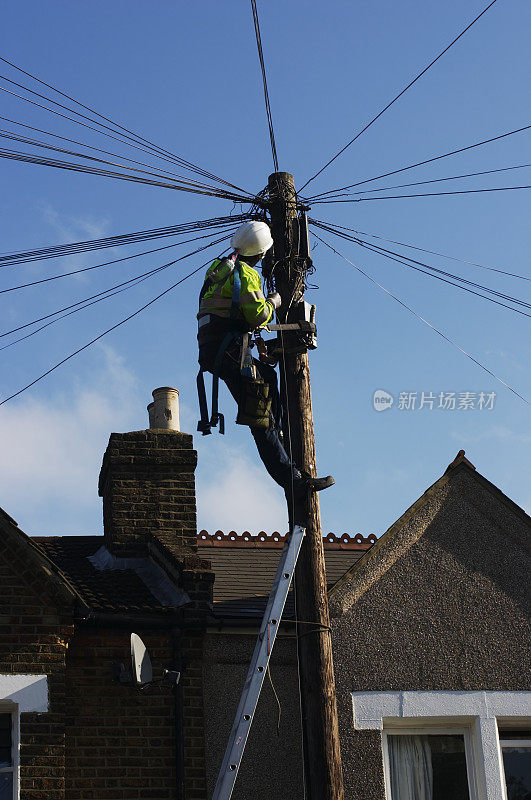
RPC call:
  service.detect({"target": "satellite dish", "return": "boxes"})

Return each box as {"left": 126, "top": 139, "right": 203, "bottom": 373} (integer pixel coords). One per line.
{"left": 130, "top": 633, "right": 153, "bottom": 687}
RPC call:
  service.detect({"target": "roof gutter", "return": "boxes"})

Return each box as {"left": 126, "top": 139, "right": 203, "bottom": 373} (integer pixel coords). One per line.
{"left": 75, "top": 608, "right": 206, "bottom": 630}
{"left": 75, "top": 607, "right": 297, "bottom": 632}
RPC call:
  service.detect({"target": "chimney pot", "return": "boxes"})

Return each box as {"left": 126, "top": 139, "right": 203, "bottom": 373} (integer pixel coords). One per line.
{"left": 147, "top": 386, "right": 180, "bottom": 431}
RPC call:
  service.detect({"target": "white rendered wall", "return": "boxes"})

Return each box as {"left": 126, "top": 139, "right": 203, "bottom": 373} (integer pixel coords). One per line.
{"left": 351, "top": 690, "right": 531, "bottom": 800}
{"left": 0, "top": 674, "right": 48, "bottom": 713}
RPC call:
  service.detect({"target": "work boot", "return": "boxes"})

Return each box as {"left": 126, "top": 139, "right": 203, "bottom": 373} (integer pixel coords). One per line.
{"left": 288, "top": 475, "right": 335, "bottom": 528}
{"left": 304, "top": 475, "right": 335, "bottom": 492}
{"left": 293, "top": 473, "right": 335, "bottom": 499}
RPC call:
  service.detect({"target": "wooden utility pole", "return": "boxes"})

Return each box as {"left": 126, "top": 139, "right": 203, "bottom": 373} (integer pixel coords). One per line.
{"left": 267, "top": 171, "right": 344, "bottom": 800}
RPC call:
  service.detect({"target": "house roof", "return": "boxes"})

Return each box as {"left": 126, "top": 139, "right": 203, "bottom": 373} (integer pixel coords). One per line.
{"left": 33, "top": 535, "right": 179, "bottom": 614}
{"left": 197, "top": 531, "right": 376, "bottom": 620}
{"left": 328, "top": 450, "right": 531, "bottom": 617}
{"left": 0, "top": 508, "right": 84, "bottom": 608}
{"left": 31, "top": 531, "right": 376, "bottom": 619}
{"left": 18, "top": 449, "right": 531, "bottom": 622}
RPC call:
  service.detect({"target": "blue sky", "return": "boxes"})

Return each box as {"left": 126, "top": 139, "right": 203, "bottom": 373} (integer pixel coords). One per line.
{"left": 1, "top": 0, "right": 529, "bottom": 539}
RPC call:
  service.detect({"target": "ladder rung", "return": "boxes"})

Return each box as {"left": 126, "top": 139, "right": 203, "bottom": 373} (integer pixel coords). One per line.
{"left": 211, "top": 525, "right": 305, "bottom": 800}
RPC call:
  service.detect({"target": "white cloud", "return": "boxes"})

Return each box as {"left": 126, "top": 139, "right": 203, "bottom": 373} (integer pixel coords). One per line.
{"left": 0, "top": 347, "right": 287, "bottom": 536}
{"left": 484, "top": 349, "right": 524, "bottom": 372}
{"left": 451, "top": 425, "right": 531, "bottom": 445}
{"left": 37, "top": 203, "right": 111, "bottom": 275}
{"left": 196, "top": 438, "right": 288, "bottom": 534}
{"left": 0, "top": 344, "right": 142, "bottom": 534}
{"left": 40, "top": 203, "right": 110, "bottom": 242}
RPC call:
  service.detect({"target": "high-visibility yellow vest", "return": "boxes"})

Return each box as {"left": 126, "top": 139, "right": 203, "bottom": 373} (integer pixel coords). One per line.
{"left": 198, "top": 257, "right": 274, "bottom": 329}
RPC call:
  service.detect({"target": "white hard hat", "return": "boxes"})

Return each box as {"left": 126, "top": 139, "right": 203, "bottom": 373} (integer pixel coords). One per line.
{"left": 231, "top": 221, "right": 273, "bottom": 257}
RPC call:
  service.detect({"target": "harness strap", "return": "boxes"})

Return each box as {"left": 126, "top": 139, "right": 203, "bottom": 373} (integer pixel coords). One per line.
{"left": 209, "top": 330, "right": 239, "bottom": 435}
{"left": 196, "top": 369, "right": 212, "bottom": 436}
{"left": 197, "top": 257, "right": 243, "bottom": 436}
{"left": 230, "top": 260, "right": 242, "bottom": 320}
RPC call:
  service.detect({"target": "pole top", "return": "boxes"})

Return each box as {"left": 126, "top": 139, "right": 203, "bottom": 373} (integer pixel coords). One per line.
{"left": 268, "top": 171, "right": 295, "bottom": 185}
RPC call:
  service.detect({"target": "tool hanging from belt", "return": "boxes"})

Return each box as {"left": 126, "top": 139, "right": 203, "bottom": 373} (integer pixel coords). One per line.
{"left": 197, "top": 257, "right": 242, "bottom": 436}
{"left": 235, "top": 332, "right": 272, "bottom": 429}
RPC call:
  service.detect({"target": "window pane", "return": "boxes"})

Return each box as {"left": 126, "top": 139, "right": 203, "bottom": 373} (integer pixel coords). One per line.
{"left": 430, "top": 736, "right": 469, "bottom": 800}
{"left": 389, "top": 734, "right": 470, "bottom": 800}
{"left": 0, "top": 716, "right": 11, "bottom": 769}
{"left": 502, "top": 746, "right": 531, "bottom": 800}
{"left": 0, "top": 773, "right": 12, "bottom": 800}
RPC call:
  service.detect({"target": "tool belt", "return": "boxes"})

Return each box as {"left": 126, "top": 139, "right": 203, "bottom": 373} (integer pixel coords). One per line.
{"left": 197, "top": 313, "right": 247, "bottom": 346}
{"left": 197, "top": 325, "right": 272, "bottom": 435}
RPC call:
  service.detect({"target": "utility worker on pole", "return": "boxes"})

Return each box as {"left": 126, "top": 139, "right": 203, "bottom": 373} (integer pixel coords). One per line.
{"left": 196, "top": 220, "right": 334, "bottom": 513}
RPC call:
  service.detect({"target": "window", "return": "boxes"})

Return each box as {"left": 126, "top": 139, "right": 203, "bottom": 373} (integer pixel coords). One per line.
{"left": 0, "top": 714, "right": 13, "bottom": 800}
{"left": 387, "top": 734, "right": 470, "bottom": 800}
{"left": 352, "top": 690, "right": 531, "bottom": 800}
{"left": 499, "top": 731, "right": 531, "bottom": 800}
{"left": 0, "top": 674, "right": 48, "bottom": 800}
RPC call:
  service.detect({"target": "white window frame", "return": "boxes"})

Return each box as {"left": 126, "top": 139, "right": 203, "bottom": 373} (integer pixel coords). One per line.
{"left": 351, "top": 690, "right": 531, "bottom": 800}
{"left": 0, "top": 674, "right": 48, "bottom": 800}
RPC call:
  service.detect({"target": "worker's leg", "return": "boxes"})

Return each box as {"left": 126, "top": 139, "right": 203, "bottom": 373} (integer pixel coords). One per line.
{"left": 199, "top": 341, "right": 300, "bottom": 490}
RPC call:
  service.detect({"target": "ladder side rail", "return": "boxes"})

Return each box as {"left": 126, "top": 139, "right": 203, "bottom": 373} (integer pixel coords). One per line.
{"left": 212, "top": 525, "right": 305, "bottom": 800}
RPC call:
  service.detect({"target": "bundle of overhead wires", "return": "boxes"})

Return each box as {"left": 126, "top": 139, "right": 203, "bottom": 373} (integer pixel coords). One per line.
{"left": 0, "top": 230, "right": 235, "bottom": 405}
{"left": 309, "top": 217, "right": 531, "bottom": 321}
{"left": 0, "top": 48, "right": 270, "bottom": 403}
{"left": 2, "top": 0, "right": 530, "bottom": 410}
{"left": 301, "top": 124, "right": 531, "bottom": 204}
{"left": 0, "top": 214, "right": 250, "bottom": 269}
{"left": 0, "top": 56, "right": 263, "bottom": 205}
{"left": 309, "top": 225, "right": 530, "bottom": 405}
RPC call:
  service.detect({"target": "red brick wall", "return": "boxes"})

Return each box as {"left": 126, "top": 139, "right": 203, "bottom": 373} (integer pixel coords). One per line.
{"left": 65, "top": 625, "right": 210, "bottom": 800}
{"left": 0, "top": 528, "right": 74, "bottom": 800}
{"left": 98, "top": 431, "right": 198, "bottom": 558}
{"left": 65, "top": 627, "right": 176, "bottom": 800}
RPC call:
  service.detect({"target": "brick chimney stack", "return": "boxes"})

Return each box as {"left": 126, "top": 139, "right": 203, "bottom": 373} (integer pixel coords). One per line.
{"left": 98, "top": 387, "right": 198, "bottom": 558}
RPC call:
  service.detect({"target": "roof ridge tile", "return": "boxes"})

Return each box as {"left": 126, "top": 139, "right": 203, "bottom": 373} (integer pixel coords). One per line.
{"left": 197, "top": 530, "right": 376, "bottom": 550}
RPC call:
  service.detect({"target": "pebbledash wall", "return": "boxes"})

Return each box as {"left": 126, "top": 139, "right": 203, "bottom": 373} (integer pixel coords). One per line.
{"left": 329, "top": 461, "right": 531, "bottom": 800}
{"left": 203, "top": 633, "right": 303, "bottom": 800}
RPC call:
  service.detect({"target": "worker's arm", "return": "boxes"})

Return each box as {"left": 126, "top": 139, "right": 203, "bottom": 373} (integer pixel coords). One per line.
{"left": 239, "top": 263, "right": 275, "bottom": 328}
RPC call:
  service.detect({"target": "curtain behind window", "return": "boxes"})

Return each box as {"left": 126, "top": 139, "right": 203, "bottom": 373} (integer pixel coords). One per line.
{"left": 389, "top": 735, "right": 433, "bottom": 800}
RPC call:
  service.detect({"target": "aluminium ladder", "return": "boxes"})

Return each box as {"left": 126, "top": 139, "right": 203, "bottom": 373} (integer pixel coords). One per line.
{"left": 212, "top": 524, "right": 306, "bottom": 800}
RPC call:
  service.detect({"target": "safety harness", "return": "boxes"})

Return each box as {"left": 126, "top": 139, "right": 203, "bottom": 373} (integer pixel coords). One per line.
{"left": 196, "top": 256, "right": 243, "bottom": 436}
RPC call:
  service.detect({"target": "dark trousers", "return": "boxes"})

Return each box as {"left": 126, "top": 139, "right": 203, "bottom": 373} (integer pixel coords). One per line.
{"left": 198, "top": 338, "right": 301, "bottom": 493}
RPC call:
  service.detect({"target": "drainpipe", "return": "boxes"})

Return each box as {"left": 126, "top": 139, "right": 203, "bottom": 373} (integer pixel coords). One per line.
{"left": 172, "top": 624, "right": 185, "bottom": 800}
